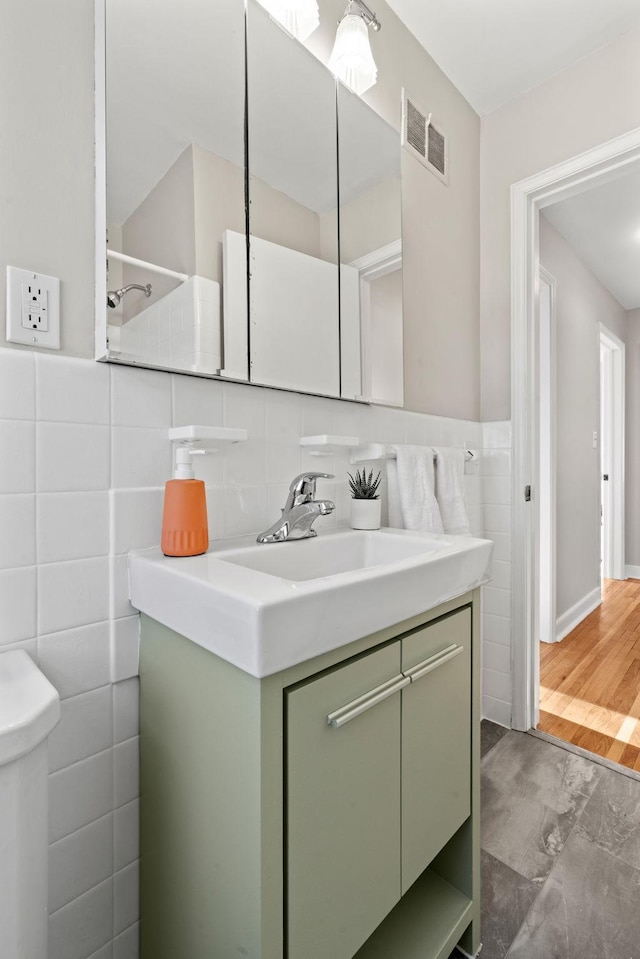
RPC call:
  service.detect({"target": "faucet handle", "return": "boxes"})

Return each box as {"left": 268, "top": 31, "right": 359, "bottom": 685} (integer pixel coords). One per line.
{"left": 289, "top": 471, "right": 334, "bottom": 502}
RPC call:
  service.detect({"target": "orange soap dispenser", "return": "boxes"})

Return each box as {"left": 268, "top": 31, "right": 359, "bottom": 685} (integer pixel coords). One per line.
{"left": 161, "top": 446, "right": 209, "bottom": 557}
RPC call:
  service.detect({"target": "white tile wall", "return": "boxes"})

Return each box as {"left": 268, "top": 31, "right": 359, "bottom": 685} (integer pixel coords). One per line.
{"left": 114, "top": 799, "right": 139, "bottom": 871}
{"left": 49, "top": 750, "right": 114, "bottom": 843}
{"left": 112, "top": 276, "right": 222, "bottom": 376}
{"left": 0, "top": 348, "right": 35, "bottom": 418}
{"left": 37, "top": 491, "right": 109, "bottom": 563}
{"left": 481, "top": 421, "right": 513, "bottom": 728}
{"left": 48, "top": 685, "right": 112, "bottom": 773}
{"left": 113, "top": 921, "right": 140, "bottom": 959}
{"left": 36, "top": 354, "right": 110, "bottom": 425}
{"left": 38, "top": 622, "right": 111, "bottom": 699}
{"left": 36, "top": 422, "right": 110, "bottom": 492}
{"left": 111, "top": 366, "right": 172, "bottom": 430}
{"left": 0, "top": 347, "right": 514, "bottom": 959}
{"left": 0, "top": 566, "right": 37, "bottom": 642}
{"left": 48, "top": 814, "right": 113, "bottom": 913}
{"left": 0, "top": 493, "right": 36, "bottom": 568}
{"left": 48, "top": 877, "right": 113, "bottom": 959}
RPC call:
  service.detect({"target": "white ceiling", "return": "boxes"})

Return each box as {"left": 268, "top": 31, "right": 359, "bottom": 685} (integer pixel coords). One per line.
{"left": 542, "top": 167, "right": 640, "bottom": 311}
{"left": 387, "top": 0, "right": 640, "bottom": 116}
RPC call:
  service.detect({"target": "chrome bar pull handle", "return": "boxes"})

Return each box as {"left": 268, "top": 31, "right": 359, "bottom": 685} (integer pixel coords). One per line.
{"left": 403, "top": 643, "right": 463, "bottom": 684}
{"left": 327, "top": 674, "right": 410, "bottom": 728}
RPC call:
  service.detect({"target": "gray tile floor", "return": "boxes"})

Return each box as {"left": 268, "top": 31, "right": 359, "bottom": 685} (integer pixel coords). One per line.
{"left": 452, "top": 721, "right": 640, "bottom": 959}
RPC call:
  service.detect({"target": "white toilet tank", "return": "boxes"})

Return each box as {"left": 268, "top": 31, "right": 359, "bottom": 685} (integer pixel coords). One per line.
{"left": 0, "top": 650, "right": 60, "bottom": 959}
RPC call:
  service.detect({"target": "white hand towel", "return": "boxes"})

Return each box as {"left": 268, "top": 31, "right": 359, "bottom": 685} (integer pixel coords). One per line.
{"left": 390, "top": 445, "right": 444, "bottom": 533}
{"left": 433, "top": 447, "right": 471, "bottom": 535}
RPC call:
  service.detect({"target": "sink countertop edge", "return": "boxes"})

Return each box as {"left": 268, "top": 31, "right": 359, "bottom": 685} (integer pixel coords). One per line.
{"left": 129, "top": 531, "right": 493, "bottom": 678}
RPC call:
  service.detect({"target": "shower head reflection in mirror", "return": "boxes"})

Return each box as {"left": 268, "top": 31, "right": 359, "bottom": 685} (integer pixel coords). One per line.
{"left": 106, "top": 283, "right": 152, "bottom": 309}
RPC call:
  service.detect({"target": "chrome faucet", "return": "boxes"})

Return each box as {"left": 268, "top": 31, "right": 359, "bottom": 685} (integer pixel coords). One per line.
{"left": 257, "top": 472, "right": 335, "bottom": 543}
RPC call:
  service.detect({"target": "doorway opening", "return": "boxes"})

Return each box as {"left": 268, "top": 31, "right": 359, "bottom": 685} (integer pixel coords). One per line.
{"left": 511, "top": 126, "right": 640, "bottom": 771}
{"left": 535, "top": 302, "right": 629, "bottom": 762}
{"left": 599, "top": 326, "right": 626, "bottom": 583}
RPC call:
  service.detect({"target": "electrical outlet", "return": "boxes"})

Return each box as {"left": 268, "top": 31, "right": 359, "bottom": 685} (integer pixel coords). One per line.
{"left": 6, "top": 266, "right": 60, "bottom": 349}
{"left": 22, "top": 283, "right": 49, "bottom": 332}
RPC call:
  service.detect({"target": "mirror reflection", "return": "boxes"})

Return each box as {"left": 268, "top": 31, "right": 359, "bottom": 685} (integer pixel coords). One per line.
{"left": 105, "top": 0, "right": 245, "bottom": 375}
{"left": 337, "top": 81, "right": 403, "bottom": 405}
{"left": 243, "top": 0, "right": 340, "bottom": 396}
{"left": 103, "top": 0, "right": 403, "bottom": 406}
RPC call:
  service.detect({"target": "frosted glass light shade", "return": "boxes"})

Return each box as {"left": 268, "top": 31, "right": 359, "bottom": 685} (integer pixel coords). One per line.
{"left": 257, "top": 0, "right": 319, "bottom": 41}
{"left": 328, "top": 13, "right": 377, "bottom": 95}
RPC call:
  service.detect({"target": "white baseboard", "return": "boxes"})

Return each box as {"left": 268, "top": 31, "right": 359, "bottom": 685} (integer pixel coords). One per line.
{"left": 626, "top": 565, "right": 640, "bottom": 579}
{"left": 555, "top": 586, "right": 602, "bottom": 642}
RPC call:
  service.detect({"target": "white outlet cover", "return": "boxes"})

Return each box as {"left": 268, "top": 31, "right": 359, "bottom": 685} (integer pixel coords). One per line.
{"left": 6, "top": 266, "right": 60, "bottom": 350}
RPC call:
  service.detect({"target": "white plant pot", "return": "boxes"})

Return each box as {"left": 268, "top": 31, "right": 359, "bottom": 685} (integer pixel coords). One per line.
{"left": 350, "top": 498, "right": 381, "bottom": 530}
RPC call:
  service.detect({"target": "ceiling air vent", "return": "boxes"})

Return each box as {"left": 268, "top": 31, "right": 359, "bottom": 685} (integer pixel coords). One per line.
{"left": 402, "top": 89, "right": 448, "bottom": 185}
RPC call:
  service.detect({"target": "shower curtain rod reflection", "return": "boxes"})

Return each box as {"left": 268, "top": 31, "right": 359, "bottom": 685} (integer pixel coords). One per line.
{"left": 107, "top": 249, "right": 189, "bottom": 283}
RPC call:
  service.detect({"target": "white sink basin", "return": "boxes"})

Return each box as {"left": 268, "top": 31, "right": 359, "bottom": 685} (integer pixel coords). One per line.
{"left": 130, "top": 527, "right": 493, "bottom": 678}
{"left": 220, "top": 529, "right": 446, "bottom": 581}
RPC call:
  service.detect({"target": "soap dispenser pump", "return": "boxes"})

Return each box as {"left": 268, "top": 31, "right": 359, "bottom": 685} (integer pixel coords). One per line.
{"left": 161, "top": 446, "right": 209, "bottom": 557}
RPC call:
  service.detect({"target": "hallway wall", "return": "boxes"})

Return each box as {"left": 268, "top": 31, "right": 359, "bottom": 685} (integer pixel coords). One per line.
{"left": 539, "top": 215, "right": 627, "bottom": 623}
{"left": 625, "top": 309, "right": 640, "bottom": 572}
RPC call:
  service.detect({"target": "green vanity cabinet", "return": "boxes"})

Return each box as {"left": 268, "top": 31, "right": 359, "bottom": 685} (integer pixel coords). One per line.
{"left": 287, "top": 643, "right": 404, "bottom": 959}
{"left": 286, "top": 608, "right": 472, "bottom": 959}
{"left": 401, "top": 609, "right": 471, "bottom": 894}
{"left": 139, "top": 590, "right": 481, "bottom": 959}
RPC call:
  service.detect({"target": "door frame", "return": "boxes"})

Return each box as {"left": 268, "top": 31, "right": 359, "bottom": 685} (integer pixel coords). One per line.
{"left": 349, "top": 240, "right": 403, "bottom": 406}
{"left": 537, "top": 268, "right": 556, "bottom": 652}
{"left": 599, "top": 324, "right": 626, "bottom": 581}
{"left": 511, "top": 127, "right": 640, "bottom": 731}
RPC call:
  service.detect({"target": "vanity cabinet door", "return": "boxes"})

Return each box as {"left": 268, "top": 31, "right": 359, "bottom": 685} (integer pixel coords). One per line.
{"left": 401, "top": 608, "right": 472, "bottom": 894}
{"left": 286, "top": 643, "right": 405, "bottom": 959}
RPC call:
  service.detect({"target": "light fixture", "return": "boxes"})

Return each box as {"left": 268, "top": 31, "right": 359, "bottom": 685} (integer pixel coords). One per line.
{"left": 257, "top": 0, "right": 320, "bottom": 42}
{"left": 328, "top": 0, "right": 381, "bottom": 96}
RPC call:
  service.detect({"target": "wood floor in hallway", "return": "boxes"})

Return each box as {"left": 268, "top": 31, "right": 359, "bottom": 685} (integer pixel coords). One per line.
{"left": 538, "top": 578, "right": 640, "bottom": 772}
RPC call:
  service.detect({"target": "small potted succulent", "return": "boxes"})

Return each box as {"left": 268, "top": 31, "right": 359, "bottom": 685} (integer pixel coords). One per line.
{"left": 347, "top": 468, "right": 382, "bottom": 530}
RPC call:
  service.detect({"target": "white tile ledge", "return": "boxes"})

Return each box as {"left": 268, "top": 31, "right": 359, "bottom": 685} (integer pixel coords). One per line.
{"left": 300, "top": 434, "right": 359, "bottom": 456}
{"left": 168, "top": 425, "right": 247, "bottom": 447}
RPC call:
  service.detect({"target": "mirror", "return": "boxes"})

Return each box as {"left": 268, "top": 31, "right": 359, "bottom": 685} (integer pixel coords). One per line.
{"left": 101, "top": 0, "right": 403, "bottom": 406}
{"left": 243, "top": 0, "right": 341, "bottom": 396}
{"left": 105, "top": 0, "right": 246, "bottom": 375}
{"left": 337, "top": 82, "right": 403, "bottom": 406}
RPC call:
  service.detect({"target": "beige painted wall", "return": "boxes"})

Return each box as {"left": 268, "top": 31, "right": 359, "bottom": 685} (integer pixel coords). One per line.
{"left": 192, "top": 145, "right": 245, "bottom": 280}
{"left": 0, "top": 0, "right": 95, "bottom": 356}
{"left": 249, "top": 176, "right": 324, "bottom": 261}
{"left": 322, "top": 174, "right": 401, "bottom": 264}
{"left": 370, "top": 268, "right": 404, "bottom": 406}
{"left": 124, "top": 146, "right": 197, "bottom": 279}
{"left": 121, "top": 146, "right": 197, "bottom": 316}
{"left": 311, "top": 0, "right": 481, "bottom": 419}
{"left": 122, "top": 143, "right": 324, "bottom": 280}
{"left": 539, "top": 215, "right": 627, "bottom": 619}
{"left": 481, "top": 28, "right": 640, "bottom": 421}
{"left": 119, "top": 143, "right": 325, "bottom": 320}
